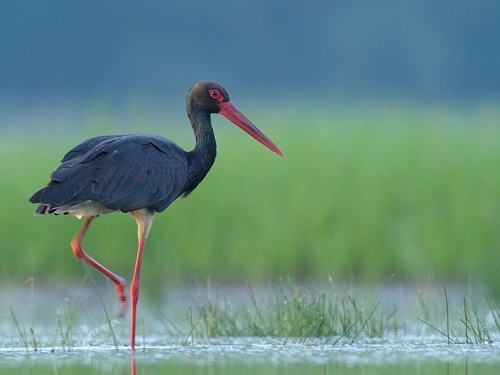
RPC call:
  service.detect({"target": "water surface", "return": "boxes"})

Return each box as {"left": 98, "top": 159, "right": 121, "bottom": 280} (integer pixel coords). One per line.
{"left": 2, "top": 283, "right": 499, "bottom": 374}
{"left": 1, "top": 337, "right": 500, "bottom": 375}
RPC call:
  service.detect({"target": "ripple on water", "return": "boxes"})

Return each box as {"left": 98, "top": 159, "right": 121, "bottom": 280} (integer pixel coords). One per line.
{"left": 3, "top": 336, "right": 499, "bottom": 368}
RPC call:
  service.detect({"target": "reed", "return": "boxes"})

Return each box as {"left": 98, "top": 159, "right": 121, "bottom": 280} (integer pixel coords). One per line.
{"left": 2, "top": 107, "right": 500, "bottom": 291}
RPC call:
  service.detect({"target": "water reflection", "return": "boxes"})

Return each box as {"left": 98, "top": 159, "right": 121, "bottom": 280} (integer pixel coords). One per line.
{"left": 1, "top": 342, "right": 500, "bottom": 374}
{"left": 131, "top": 350, "right": 136, "bottom": 375}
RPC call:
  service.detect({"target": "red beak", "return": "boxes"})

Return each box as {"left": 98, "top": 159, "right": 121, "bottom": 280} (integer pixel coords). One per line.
{"left": 217, "top": 101, "right": 284, "bottom": 157}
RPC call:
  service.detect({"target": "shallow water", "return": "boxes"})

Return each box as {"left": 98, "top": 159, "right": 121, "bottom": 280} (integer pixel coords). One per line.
{"left": 1, "top": 337, "right": 500, "bottom": 374}
{"left": 2, "top": 283, "right": 500, "bottom": 374}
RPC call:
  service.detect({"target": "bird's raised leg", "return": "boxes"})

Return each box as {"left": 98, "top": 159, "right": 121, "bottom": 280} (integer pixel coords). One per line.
{"left": 71, "top": 216, "right": 128, "bottom": 317}
{"left": 129, "top": 209, "right": 155, "bottom": 350}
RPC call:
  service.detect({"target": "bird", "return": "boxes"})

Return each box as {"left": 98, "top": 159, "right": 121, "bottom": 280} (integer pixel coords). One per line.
{"left": 29, "top": 80, "right": 283, "bottom": 349}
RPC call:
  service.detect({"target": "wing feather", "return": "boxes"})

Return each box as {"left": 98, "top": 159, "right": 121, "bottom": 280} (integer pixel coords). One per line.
{"left": 30, "top": 134, "right": 189, "bottom": 214}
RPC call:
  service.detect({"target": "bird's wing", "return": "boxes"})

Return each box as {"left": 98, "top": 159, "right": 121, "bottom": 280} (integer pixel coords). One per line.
{"left": 32, "top": 135, "right": 189, "bottom": 213}
{"left": 61, "top": 135, "right": 120, "bottom": 162}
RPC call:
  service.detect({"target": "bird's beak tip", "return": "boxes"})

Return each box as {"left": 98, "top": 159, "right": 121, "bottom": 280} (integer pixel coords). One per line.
{"left": 217, "top": 101, "right": 284, "bottom": 158}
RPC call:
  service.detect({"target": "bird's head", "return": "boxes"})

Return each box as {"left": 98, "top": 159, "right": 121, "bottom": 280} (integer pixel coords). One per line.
{"left": 187, "top": 80, "right": 283, "bottom": 157}
{"left": 188, "top": 80, "right": 230, "bottom": 113}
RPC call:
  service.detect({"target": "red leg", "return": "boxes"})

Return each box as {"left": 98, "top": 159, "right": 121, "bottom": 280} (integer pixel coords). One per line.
{"left": 129, "top": 209, "right": 155, "bottom": 350}
{"left": 130, "top": 236, "right": 145, "bottom": 350}
{"left": 71, "top": 216, "right": 127, "bottom": 317}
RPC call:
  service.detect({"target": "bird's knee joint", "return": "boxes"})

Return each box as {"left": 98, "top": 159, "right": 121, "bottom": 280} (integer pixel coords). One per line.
{"left": 70, "top": 240, "right": 83, "bottom": 259}
{"left": 130, "top": 282, "right": 140, "bottom": 302}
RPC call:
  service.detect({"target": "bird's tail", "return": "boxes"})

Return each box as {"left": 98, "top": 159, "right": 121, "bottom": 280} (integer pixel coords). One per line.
{"left": 33, "top": 203, "right": 56, "bottom": 215}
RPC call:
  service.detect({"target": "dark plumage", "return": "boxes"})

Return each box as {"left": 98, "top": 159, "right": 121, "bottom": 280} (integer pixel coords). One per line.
{"left": 31, "top": 134, "right": 189, "bottom": 215}
{"left": 29, "top": 80, "right": 283, "bottom": 350}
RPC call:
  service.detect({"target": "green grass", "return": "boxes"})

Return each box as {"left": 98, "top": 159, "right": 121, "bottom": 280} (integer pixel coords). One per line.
{"left": 189, "top": 280, "right": 500, "bottom": 346}
{"left": 8, "top": 279, "right": 389, "bottom": 349}
{"left": 418, "top": 286, "right": 500, "bottom": 344}
{"left": 2, "top": 105, "right": 500, "bottom": 293}
{"left": 6, "top": 278, "right": 500, "bottom": 350}
{"left": 189, "top": 279, "right": 390, "bottom": 345}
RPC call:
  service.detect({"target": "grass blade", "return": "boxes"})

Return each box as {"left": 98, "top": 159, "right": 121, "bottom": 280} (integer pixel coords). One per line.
{"left": 81, "top": 261, "right": 119, "bottom": 349}
{"left": 9, "top": 305, "right": 28, "bottom": 351}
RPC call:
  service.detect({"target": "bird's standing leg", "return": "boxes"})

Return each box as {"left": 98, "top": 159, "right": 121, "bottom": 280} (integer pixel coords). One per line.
{"left": 71, "top": 216, "right": 128, "bottom": 317}
{"left": 129, "top": 209, "right": 155, "bottom": 350}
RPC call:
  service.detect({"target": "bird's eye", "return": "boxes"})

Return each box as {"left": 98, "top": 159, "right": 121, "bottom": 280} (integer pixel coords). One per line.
{"left": 209, "top": 89, "right": 220, "bottom": 99}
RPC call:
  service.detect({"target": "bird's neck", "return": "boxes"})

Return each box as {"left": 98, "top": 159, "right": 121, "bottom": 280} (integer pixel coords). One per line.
{"left": 191, "top": 110, "right": 217, "bottom": 154}
{"left": 183, "top": 110, "right": 217, "bottom": 195}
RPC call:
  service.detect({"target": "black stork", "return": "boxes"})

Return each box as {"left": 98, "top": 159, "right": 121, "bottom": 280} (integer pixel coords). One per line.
{"left": 29, "top": 80, "right": 283, "bottom": 349}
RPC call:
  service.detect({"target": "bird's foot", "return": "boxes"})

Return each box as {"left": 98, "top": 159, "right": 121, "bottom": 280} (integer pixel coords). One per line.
{"left": 114, "top": 280, "right": 128, "bottom": 319}
{"left": 115, "top": 293, "right": 128, "bottom": 319}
